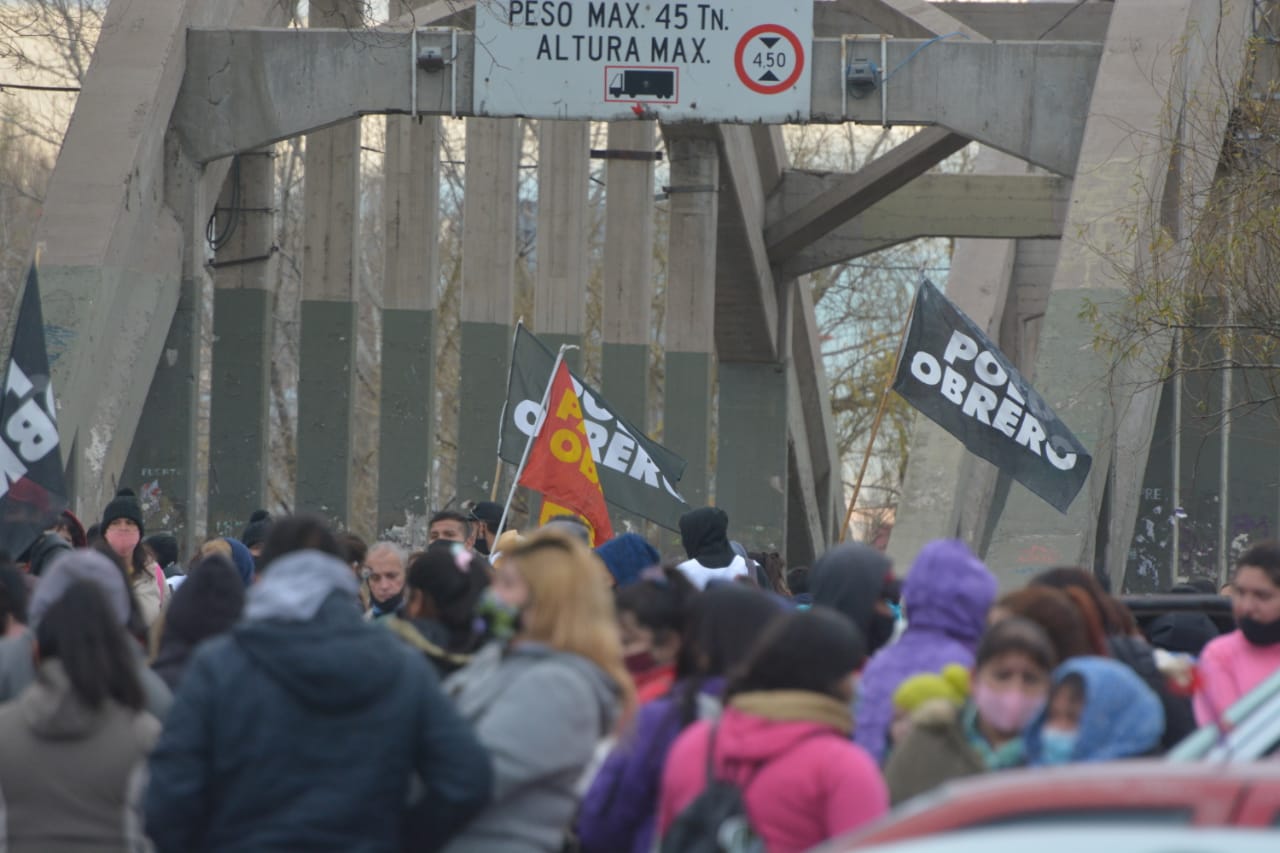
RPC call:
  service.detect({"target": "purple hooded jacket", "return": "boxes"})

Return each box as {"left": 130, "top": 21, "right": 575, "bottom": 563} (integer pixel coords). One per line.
{"left": 576, "top": 678, "right": 723, "bottom": 853}
{"left": 854, "top": 540, "right": 996, "bottom": 763}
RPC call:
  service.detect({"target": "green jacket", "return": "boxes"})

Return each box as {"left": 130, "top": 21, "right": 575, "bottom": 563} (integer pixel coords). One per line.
{"left": 883, "top": 700, "right": 985, "bottom": 806}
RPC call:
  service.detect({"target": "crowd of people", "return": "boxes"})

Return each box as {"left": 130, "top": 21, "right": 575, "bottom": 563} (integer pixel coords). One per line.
{"left": 0, "top": 486, "right": 1278, "bottom": 852}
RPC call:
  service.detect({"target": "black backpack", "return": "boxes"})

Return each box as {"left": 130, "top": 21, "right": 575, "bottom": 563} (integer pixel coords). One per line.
{"left": 660, "top": 724, "right": 766, "bottom": 853}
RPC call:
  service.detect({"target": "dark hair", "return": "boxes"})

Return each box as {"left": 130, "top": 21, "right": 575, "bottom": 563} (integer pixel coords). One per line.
{"left": 1033, "top": 567, "right": 1120, "bottom": 635}
{"left": 749, "top": 551, "right": 790, "bottom": 596}
{"left": 725, "top": 608, "right": 866, "bottom": 702}
{"left": 1107, "top": 595, "right": 1138, "bottom": 635}
{"left": 90, "top": 540, "right": 150, "bottom": 643}
{"left": 406, "top": 544, "right": 491, "bottom": 651}
{"left": 996, "top": 587, "right": 1092, "bottom": 662}
{"left": 0, "top": 560, "right": 27, "bottom": 626}
{"left": 673, "top": 583, "right": 783, "bottom": 723}
{"left": 341, "top": 532, "right": 368, "bottom": 567}
{"left": 1173, "top": 577, "right": 1220, "bottom": 595}
{"left": 786, "top": 566, "right": 810, "bottom": 595}
{"left": 615, "top": 568, "right": 696, "bottom": 641}
{"left": 1052, "top": 671, "right": 1086, "bottom": 706}
{"left": 976, "top": 616, "right": 1057, "bottom": 674}
{"left": 35, "top": 580, "right": 145, "bottom": 711}
{"left": 1237, "top": 541, "right": 1280, "bottom": 587}
{"left": 259, "top": 515, "right": 343, "bottom": 569}
{"left": 430, "top": 510, "right": 473, "bottom": 539}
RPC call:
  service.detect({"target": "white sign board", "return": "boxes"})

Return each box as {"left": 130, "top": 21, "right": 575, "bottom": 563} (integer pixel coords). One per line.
{"left": 472, "top": 1, "right": 813, "bottom": 122}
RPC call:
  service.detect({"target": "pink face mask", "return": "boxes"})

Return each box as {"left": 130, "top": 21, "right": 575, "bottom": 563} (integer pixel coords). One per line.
{"left": 972, "top": 684, "right": 1045, "bottom": 735}
{"left": 104, "top": 526, "right": 140, "bottom": 560}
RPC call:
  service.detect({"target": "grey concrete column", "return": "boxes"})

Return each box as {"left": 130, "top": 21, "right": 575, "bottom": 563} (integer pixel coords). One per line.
{"left": 296, "top": 122, "right": 360, "bottom": 524}
{"left": 661, "top": 134, "right": 719, "bottom": 509}
{"left": 207, "top": 150, "right": 275, "bottom": 538}
{"left": 717, "top": 362, "right": 788, "bottom": 550}
{"left": 119, "top": 137, "right": 213, "bottom": 551}
{"left": 455, "top": 118, "right": 519, "bottom": 503}
{"left": 378, "top": 112, "right": 441, "bottom": 535}
{"left": 602, "top": 121, "right": 656, "bottom": 428}
{"left": 533, "top": 120, "right": 590, "bottom": 372}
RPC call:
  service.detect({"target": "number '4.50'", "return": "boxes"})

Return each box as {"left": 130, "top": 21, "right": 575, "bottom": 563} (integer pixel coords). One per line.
{"left": 752, "top": 52, "right": 787, "bottom": 69}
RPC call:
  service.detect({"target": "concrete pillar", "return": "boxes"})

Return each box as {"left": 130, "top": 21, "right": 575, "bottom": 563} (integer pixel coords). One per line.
{"left": 533, "top": 120, "right": 590, "bottom": 372}
{"left": 207, "top": 150, "right": 275, "bottom": 538}
{"left": 717, "top": 361, "right": 788, "bottom": 550}
{"left": 295, "top": 0, "right": 362, "bottom": 525}
{"left": 601, "top": 121, "right": 656, "bottom": 428}
{"left": 455, "top": 118, "right": 519, "bottom": 503}
{"left": 661, "top": 134, "right": 719, "bottom": 509}
{"left": 378, "top": 112, "right": 441, "bottom": 535}
{"left": 119, "top": 136, "right": 212, "bottom": 551}
{"left": 982, "top": 0, "right": 1250, "bottom": 589}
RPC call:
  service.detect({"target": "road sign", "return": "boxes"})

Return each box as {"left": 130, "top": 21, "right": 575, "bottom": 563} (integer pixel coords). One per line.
{"left": 473, "top": 1, "right": 813, "bottom": 122}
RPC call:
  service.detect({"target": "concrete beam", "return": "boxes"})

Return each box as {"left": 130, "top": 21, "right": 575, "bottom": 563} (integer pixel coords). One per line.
{"left": 864, "top": 0, "right": 989, "bottom": 41}
{"left": 533, "top": 120, "right": 591, "bottom": 370}
{"left": 765, "top": 127, "right": 969, "bottom": 264}
{"left": 175, "top": 31, "right": 1099, "bottom": 174}
{"left": 772, "top": 171, "right": 1071, "bottom": 278}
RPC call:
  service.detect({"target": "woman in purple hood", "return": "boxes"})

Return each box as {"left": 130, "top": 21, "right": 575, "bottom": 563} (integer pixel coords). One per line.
{"left": 855, "top": 540, "right": 997, "bottom": 763}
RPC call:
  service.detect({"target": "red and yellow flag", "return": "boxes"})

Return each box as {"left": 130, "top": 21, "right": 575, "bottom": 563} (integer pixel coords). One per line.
{"left": 519, "top": 360, "right": 614, "bottom": 545}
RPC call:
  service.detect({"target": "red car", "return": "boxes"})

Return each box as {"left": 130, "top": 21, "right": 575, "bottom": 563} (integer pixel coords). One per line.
{"left": 815, "top": 761, "right": 1280, "bottom": 851}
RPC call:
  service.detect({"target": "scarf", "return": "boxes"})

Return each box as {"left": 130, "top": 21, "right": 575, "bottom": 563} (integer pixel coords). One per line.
{"left": 729, "top": 690, "right": 854, "bottom": 736}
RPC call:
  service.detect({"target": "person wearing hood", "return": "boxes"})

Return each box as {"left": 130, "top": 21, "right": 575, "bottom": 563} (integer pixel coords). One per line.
{"left": 9, "top": 550, "right": 173, "bottom": 717}
{"left": 1024, "top": 656, "right": 1164, "bottom": 765}
{"left": 0, "top": 579, "right": 160, "bottom": 853}
{"left": 1195, "top": 541, "right": 1280, "bottom": 724}
{"left": 675, "top": 507, "right": 751, "bottom": 589}
{"left": 657, "top": 609, "right": 888, "bottom": 852}
{"left": 884, "top": 618, "right": 1056, "bottom": 804}
{"left": 144, "top": 549, "right": 493, "bottom": 853}
{"left": 365, "top": 541, "right": 409, "bottom": 620}
{"left": 855, "top": 540, "right": 997, "bottom": 762}
{"left": 383, "top": 541, "right": 491, "bottom": 676}
{"left": 809, "top": 543, "right": 897, "bottom": 656}
{"left": 100, "top": 488, "right": 167, "bottom": 627}
{"left": 150, "top": 554, "right": 246, "bottom": 690}
{"left": 19, "top": 529, "right": 71, "bottom": 577}
{"left": 578, "top": 583, "right": 785, "bottom": 853}
{"left": 441, "top": 531, "right": 634, "bottom": 853}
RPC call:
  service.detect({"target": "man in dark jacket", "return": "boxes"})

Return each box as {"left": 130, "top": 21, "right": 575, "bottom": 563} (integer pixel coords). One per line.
{"left": 144, "top": 549, "right": 493, "bottom": 852}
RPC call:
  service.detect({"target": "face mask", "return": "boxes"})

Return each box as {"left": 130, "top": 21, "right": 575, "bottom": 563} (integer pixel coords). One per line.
{"left": 105, "top": 526, "right": 140, "bottom": 560}
{"left": 1038, "top": 728, "right": 1078, "bottom": 765}
{"left": 473, "top": 536, "right": 491, "bottom": 556}
{"left": 1239, "top": 616, "right": 1280, "bottom": 647}
{"left": 624, "top": 649, "right": 657, "bottom": 676}
{"left": 371, "top": 588, "right": 404, "bottom": 616}
{"left": 868, "top": 611, "right": 896, "bottom": 654}
{"left": 973, "top": 685, "right": 1045, "bottom": 735}
{"left": 478, "top": 588, "right": 521, "bottom": 642}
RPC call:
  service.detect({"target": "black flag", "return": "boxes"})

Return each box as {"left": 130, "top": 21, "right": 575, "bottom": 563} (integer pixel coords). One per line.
{"left": 499, "top": 324, "right": 690, "bottom": 529}
{"left": 0, "top": 265, "right": 68, "bottom": 558}
{"left": 893, "top": 280, "right": 1092, "bottom": 513}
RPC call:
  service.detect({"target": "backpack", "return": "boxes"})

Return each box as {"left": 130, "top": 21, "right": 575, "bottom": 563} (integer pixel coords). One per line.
{"left": 660, "top": 724, "right": 765, "bottom": 853}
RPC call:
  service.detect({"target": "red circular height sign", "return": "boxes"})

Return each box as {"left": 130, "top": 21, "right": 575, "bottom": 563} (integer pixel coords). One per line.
{"left": 735, "top": 24, "right": 805, "bottom": 95}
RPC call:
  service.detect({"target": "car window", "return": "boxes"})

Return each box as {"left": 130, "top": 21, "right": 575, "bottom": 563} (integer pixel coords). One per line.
{"left": 970, "top": 808, "right": 1193, "bottom": 828}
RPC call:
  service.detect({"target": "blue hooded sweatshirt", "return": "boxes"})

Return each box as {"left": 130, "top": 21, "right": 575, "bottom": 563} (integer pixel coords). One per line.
{"left": 1024, "top": 656, "right": 1164, "bottom": 765}
{"left": 854, "top": 540, "right": 997, "bottom": 762}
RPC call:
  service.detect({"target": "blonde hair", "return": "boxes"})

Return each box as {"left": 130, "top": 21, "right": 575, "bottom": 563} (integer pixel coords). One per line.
{"left": 199, "top": 539, "right": 233, "bottom": 560}
{"left": 511, "top": 531, "right": 635, "bottom": 715}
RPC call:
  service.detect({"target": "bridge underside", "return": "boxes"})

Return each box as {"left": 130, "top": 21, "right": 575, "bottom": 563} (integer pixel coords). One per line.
{"left": 27, "top": 0, "right": 1262, "bottom": 581}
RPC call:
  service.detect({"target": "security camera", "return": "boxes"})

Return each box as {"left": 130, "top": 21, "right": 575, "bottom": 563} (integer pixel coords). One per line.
{"left": 417, "top": 48, "right": 446, "bottom": 72}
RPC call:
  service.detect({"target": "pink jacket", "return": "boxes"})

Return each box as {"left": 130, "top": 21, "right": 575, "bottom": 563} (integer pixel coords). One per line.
{"left": 1194, "top": 630, "right": 1280, "bottom": 725}
{"left": 657, "top": 707, "right": 888, "bottom": 853}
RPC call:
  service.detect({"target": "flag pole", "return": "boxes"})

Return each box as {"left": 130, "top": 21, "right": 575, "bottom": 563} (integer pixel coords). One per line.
{"left": 839, "top": 287, "right": 919, "bottom": 543}
{"left": 496, "top": 345, "right": 574, "bottom": 537}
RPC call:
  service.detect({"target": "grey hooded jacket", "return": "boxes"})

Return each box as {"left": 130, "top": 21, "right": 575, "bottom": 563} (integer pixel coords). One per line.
{"left": 442, "top": 641, "right": 622, "bottom": 853}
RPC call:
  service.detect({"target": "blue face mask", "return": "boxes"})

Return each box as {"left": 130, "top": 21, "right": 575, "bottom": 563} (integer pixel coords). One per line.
{"left": 1038, "top": 728, "right": 1078, "bottom": 765}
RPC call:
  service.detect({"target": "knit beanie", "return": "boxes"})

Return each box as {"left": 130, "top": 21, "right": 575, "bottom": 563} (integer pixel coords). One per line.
{"left": 101, "top": 488, "right": 145, "bottom": 537}
{"left": 28, "top": 549, "right": 132, "bottom": 628}
{"left": 893, "top": 664, "right": 971, "bottom": 714}
{"left": 240, "top": 509, "right": 273, "bottom": 550}
{"left": 163, "top": 554, "right": 246, "bottom": 646}
{"left": 595, "top": 533, "right": 661, "bottom": 588}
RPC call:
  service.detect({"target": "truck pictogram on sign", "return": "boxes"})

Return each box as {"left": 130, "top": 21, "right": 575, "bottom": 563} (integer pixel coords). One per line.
{"left": 734, "top": 24, "right": 804, "bottom": 95}
{"left": 605, "top": 66, "right": 679, "bottom": 102}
